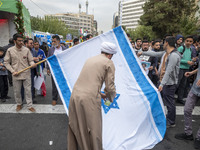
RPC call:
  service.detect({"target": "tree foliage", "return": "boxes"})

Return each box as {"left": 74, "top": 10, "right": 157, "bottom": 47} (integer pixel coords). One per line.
{"left": 31, "top": 16, "right": 78, "bottom": 38}
{"left": 140, "top": 0, "right": 199, "bottom": 37}
{"left": 127, "top": 25, "right": 157, "bottom": 41}
{"left": 14, "top": 1, "right": 25, "bottom": 36}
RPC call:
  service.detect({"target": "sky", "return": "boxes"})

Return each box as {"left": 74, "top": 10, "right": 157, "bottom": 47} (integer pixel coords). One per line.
{"left": 22, "top": 0, "right": 120, "bottom": 32}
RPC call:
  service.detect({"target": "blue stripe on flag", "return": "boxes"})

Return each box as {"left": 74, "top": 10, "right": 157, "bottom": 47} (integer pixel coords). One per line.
{"left": 47, "top": 55, "right": 71, "bottom": 108}
{"left": 113, "top": 26, "right": 166, "bottom": 138}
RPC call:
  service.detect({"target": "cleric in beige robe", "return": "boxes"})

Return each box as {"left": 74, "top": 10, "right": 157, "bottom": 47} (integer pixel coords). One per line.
{"left": 67, "top": 42, "right": 117, "bottom": 150}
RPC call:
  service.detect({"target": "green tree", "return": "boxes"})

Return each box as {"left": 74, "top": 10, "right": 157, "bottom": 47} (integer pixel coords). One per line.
{"left": 31, "top": 16, "right": 72, "bottom": 38}
{"left": 140, "top": 0, "right": 199, "bottom": 37}
{"left": 127, "top": 25, "right": 157, "bottom": 41}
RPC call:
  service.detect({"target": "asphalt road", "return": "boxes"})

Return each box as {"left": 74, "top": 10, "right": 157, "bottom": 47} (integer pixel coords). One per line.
{"left": 0, "top": 73, "right": 200, "bottom": 150}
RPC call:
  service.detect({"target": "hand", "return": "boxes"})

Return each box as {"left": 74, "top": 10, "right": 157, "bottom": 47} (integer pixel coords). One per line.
{"left": 100, "top": 93, "right": 106, "bottom": 100}
{"left": 185, "top": 72, "right": 192, "bottom": 77}
{"left": 158, "top": 86, "right": 163, "bottom": 92}
{"left": 197, "top": 79, "right": 200, "bottom": 87}
{"left": 187, "top": 61, "right": 194, "bottom": 66}
{"left": 0, "top": 63, "right": 3, "bottom": 66}
{"left": 31, "top": 63, "right": 37, "bottom": 68}
{"left": 192, "top": 57, "right": 197, "bottom": 62}
{"left": 149, "top": 66, "right": 153, "bottom": 70}
{"left": 12, "top": 72, "right": 19, "bottom": 76}
{"left": 137, "top": 52, "right": 142, "bottom": 57}
{"left": 47, "top": 69, "right": 51, "bottom": 76}
{"left": 2, "top": 67, "right": 6, "bottom": 71}
{"left": 33, "top": 57, "right": 39, "bottom": 62}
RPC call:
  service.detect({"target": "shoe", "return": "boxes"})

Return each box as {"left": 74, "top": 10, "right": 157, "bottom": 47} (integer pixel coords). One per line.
{"left": 33, "top": 100, "right": 37, "bottom": 104}
{"left": 16, "top": 105, "right": 22, "bottom": 112}
{"left": 175, "top": 133, "right": 194, "bottom": 141}
{"left": 52, "top": 100, "right": 57, "bottom": 106}
{"left": 177, "top": 99, "right": 185, "bottom": 105}
{"left": 1, "top": 98, "right": 6, "bottom": 102}
{"left": 167, "top": 122, "right": 176, "bottom": 128}
{"left": 194, "top": 138, "right": 200, "bottom": 149}
{"left": 28, "top": 107, "right": 36, "bottom": 113}
{"left": 5, "top": 96, "right": 11, "bottom": 99}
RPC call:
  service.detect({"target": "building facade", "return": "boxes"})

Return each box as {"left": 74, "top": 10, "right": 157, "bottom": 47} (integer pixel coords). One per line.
{"left": 47, "top": 12, "right": 95, "bottom": 35}
{"left": 119, "top": 0, "right": 146, "bottom": 29}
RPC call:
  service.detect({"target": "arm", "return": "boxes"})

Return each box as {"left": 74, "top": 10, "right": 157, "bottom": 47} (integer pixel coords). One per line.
{"left": 104, "top": 61, "right": 116, "bottom": 102}
{"left": 160, "top": 53, "right": 178, "bottom": 87}
{"left": 4, "top": 50, "right": 15, "bottom": 73}
{"left": 185, "top": 69, "right": 198, "bottom": 77}
{"left": 142, "top": 51, "right": 165, "bottom": 58}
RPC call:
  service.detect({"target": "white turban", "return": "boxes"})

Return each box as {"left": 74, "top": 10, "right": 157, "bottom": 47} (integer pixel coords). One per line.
{"left": 101, "top": 42, "right": 117, "bottom": 54}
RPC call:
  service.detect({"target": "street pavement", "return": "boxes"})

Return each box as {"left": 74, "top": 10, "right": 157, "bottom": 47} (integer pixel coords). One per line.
{"left": 1, "top": 72, "right": 200, "bottom": 150}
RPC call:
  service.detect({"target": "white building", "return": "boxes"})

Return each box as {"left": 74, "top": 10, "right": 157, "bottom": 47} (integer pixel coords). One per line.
{"left": 119, "top": 0, "right": 146, "bottom": 29}
{"left": 46, "top": 1, "right": 96, "bottom": 36}
{"left": 47, "top": 12, "right": 94, "bottom": 35}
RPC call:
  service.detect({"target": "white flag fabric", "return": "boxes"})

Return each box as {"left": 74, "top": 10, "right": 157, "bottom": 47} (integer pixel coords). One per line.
{"left": 47, "top": 26, "right": 166, "bottom": 150}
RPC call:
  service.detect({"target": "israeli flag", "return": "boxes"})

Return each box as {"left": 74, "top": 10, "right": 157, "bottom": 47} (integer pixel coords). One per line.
{"left": 47, "top": 26, "right": 166, "bottom": 150}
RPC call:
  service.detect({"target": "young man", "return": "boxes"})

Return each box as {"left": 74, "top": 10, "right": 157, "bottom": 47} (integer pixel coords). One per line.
{"left": 135, "top": 38, "right": 142, "bottom": 50}
{"left": 176, "top": 36, "right": 195, "bottom": 104}
{"left": 73, "top": 38, "right": 79, "bottom": 46}
{"left": 0, "top": 47, "right": 8, "bottom": 102}
{"left": 26, "top": 38, "right": 38, "bottom": 103}
{"left": 47, "top": 35, "right": 68, "bottom": 106}
{"left": 137, "top": 36, "right": 181, "bottom": 128}
{"left": 148, "top": 40, "right": 160, "bottom": 86}
{"left": 4, "top": 33, "right": 37, "bottom": 112}
{"left": 68, "top": 42, "right": 117, "bottom": 150}
{"left": 175, "top": 34, "right": 184, "bottom": 48}
{"left": 175, "top": 61, "right": 200, "bottom": 149}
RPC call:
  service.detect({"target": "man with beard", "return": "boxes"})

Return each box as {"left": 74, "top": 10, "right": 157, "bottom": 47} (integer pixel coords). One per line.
{"left": 4, "top": 33, "right": 37, "bottom": 112}
{"left": 47, "top": 35, "right": 68, "bottom": 106}
{"left": 67, "top": 42, "right": 117, "bottom": 150}
{"left": 137, "top": 36, "right": 181, "bottom": 128}
{"left": 147, "top": 40, "right": 161, "bottom": 86}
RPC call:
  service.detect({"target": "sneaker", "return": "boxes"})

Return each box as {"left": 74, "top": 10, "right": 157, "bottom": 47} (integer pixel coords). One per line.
{"left": 1, "top": 98, "right": 6, "bottom": 103}
{"left": 5, "top": 96, "right": 11, "bottom": 99}
{"left": 167, "top": 123, "right": 176, "bottom": 128}
{"left": 33, "top": 100, "right": 37, "bottom": 104}
{"left": 177, "top": 99, "right": 185, "bottom": 105}
{"left": 28, "top": 107, "right": 36, "bottom": 113}
{"left": 194, "top": 138, "right": 200, "bottom": 149}
{"left": 52, "top": 100, "right": 57, "bottom": 106}
{"left": 175, "top": 133, "right": 194, "bottom": 141}
{"left": 16, "top": 105, "right": 22, "bottom": 112}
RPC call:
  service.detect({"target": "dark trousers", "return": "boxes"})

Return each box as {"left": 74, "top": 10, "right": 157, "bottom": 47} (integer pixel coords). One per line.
{"left": 161, "top": 84, "right": 177, "bottom": 125}
{"left": 7, "top": 71, "right": 13, "bottom": 86}
{"left": 177, "top": 69, "right": 189, "bottom": 101}
{"left": 51, "top": 76, "right": 58, "bottom": 101}
{"left": 0, "top": 75, "right": 8, "bottom": 98}
{"left": 31, "top": 69, "right": 35, "bottom": 99}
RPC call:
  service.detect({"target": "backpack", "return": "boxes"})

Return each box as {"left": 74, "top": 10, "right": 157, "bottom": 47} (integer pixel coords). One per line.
{"left": 179, "top": 45, "right": 192, "bottom": 57}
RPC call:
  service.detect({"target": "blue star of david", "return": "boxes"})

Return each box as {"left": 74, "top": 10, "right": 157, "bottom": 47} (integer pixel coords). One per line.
{"left": 101, "top": 92, "right": 120, "bottom": 114}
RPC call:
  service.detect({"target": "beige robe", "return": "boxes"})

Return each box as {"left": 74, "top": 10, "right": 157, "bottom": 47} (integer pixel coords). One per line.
{"left": 68, "top": 54, "right": 116, "bottom": 150}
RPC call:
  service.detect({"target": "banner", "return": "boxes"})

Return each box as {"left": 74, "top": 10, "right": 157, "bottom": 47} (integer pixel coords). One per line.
{"left": 47, "top": 26, "right": 166, "bottom": 150}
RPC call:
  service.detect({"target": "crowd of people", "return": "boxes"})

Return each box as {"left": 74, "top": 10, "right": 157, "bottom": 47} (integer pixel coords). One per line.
{"left": 133, "top": 34, "right": 200, "bottom": 149}
{"left": 1, "top": 31, "right": 200, "bottom": 148}
{"left": 0, "top": 33, "right": 93, "bottom": 108}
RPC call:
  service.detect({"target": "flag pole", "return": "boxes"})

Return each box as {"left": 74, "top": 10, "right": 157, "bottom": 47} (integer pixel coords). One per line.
{"left": 17, "top": 59, "right": 47, "bottom": 74}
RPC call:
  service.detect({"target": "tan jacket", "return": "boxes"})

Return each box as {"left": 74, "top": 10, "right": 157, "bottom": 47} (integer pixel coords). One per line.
{"left": 4, "top": 46, "right": 34, "bottom": 80}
